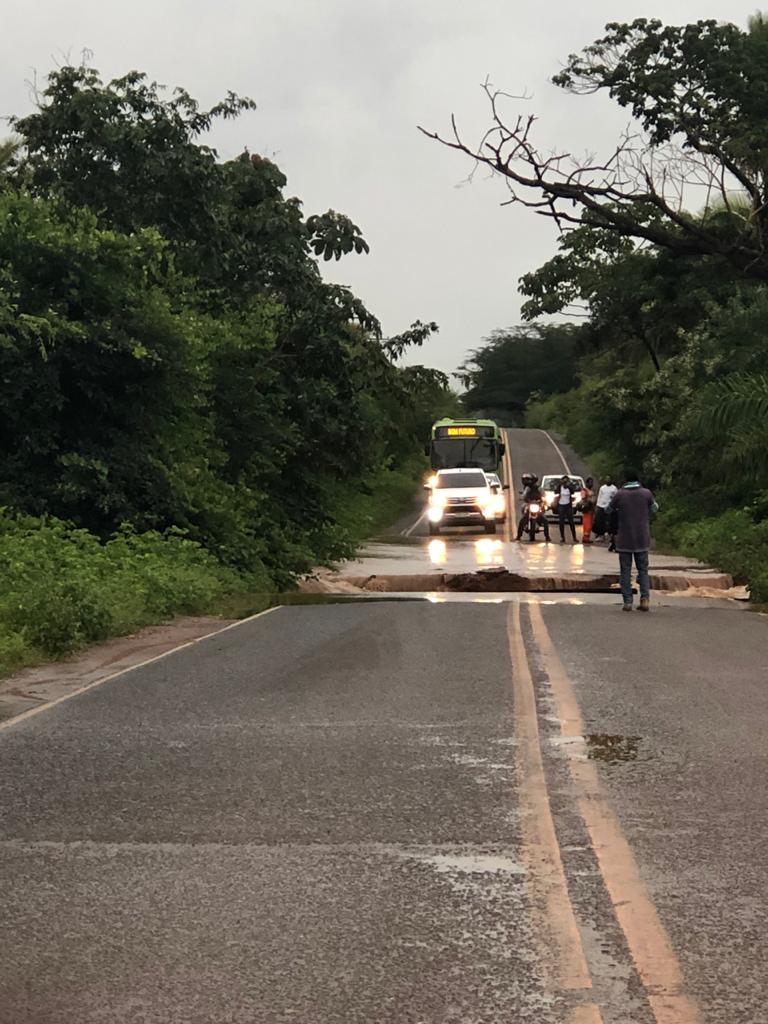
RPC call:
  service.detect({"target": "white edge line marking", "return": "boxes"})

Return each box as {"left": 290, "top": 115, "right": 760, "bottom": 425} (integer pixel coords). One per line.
{"left": 402, "top": 509, "right": 427, "bottom": 537}
{"left": 540, "top": 429, "right": 573, "bottom": 475}
{"left": 0, "top": 605, "right": 282, "bottom": 734}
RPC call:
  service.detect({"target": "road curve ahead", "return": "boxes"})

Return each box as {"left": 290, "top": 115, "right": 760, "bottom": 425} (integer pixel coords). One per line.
{"left": 1, "top": 596, "right": 767, "bottom": 1023}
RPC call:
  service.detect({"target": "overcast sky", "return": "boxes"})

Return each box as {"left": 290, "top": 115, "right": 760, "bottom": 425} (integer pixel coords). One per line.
{"left": 1, "top": 1, "right": 760, "bottom": 376}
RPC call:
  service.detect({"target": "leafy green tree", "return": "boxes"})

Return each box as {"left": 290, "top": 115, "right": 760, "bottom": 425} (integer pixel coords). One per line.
{"left": 0, "top": 63, "right": 454, "bottom": 588}
{"left": 519, "top": 221, "right": 746, "bottom": 373}
{"left": 458, "top": 324, "right": 580, "bottom": 422}
{"left": 0, "top": 137, "right": 20, "bottom": 176}
{"left": 13, "top": 68, "right": 376, "bottom": 310}
{"left": 0, "top": 192, "right": 209, "bottom": 533}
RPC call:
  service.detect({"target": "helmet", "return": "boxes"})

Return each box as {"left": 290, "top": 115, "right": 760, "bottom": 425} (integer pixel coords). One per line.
{"left": 521, "top": 472, "right": 535, "bottom": 485}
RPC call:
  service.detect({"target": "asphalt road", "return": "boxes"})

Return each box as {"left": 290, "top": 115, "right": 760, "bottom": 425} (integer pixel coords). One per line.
{"left": 1, "top": 428, "right": 764, "bottom": 1024}
{"left": 1, "top": 595, "right": 767, "bottom": 1023}
{"left": 396, "top": 427, "right": 593, "bottom": 540}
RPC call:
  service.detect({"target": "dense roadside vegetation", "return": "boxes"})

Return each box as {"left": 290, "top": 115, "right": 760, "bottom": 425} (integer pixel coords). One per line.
{"left": 457, "top": 324, "right": 579, "bottom": 425}
{"left": 0, "top": 66, "right": 459, "bottom": 675}
{"left": 447, "top": 15, "right": 768, "bottom": 600}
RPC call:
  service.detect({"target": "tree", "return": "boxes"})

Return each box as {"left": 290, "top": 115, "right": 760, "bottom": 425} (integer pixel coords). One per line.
{"left": 1, "top": 64, "right": 453, "bottom": 583}
{"left": 0, "top": 137, "right": 21, "bottom": 174}
{"left": 0, "top": 192, "right": 209, "bottom": 533}
{"left": 458, "top": 324, "right": 580, "bottom": 421}
{"left": 697, "top": 373, "right": 768, "bottom": 478}
{"left": 420, "top": 17, "right": 768, "bottom": 280}
{"left": 13, "top": 67, "right": 376, "bottom": 312}
{"left": 519, "top": 220, "right": 747, "bottom": 373}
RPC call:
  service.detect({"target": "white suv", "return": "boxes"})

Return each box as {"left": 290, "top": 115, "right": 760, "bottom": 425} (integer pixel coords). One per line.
{"left": 426, "top": 468, "right": 499, "bottom": 536}
{"left": 540, "top": 474, "right": 585, "bottom": 523}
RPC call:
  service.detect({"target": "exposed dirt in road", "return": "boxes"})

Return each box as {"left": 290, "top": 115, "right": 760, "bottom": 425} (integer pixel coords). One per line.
{"left": 301, "top": 566, "right": 737, "bottom": 596}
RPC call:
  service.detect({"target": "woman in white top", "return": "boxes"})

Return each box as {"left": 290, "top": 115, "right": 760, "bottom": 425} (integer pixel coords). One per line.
{"left": 593, "top": 477, "right": 618, "bottom": 541}
{"left": 555, "top": 475, "right": 577, "bottom": 543}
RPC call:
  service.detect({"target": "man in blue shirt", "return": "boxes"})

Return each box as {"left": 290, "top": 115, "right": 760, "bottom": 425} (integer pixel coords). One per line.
{"left": 611, "top": 471, "right": 658, "bottom": 612}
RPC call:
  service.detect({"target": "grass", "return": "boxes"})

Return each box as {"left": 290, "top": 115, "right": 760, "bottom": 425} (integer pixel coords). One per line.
{"left": 0, "top": 460, "right": 427, "bottom": 680}
{"left": 0, "top": 513, "right": 270, "bottom": 679}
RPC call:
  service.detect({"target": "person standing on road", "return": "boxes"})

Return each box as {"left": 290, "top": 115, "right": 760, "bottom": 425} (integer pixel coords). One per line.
{"left": 580, "top": 477, "right": 595, "bottom": 544}
{"left": 612, "top": 470, "right": 657, "bottom": 612}
{"left": 593, "top": 476, "right": 617, "bottom": 542}
{"left": 555, "top": 475, "right": 577, "bottom": 543}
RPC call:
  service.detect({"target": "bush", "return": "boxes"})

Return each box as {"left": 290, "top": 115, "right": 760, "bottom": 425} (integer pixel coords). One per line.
{"left": 0, "top": 457, "right": 424, "bottom": 678}
{"left": 0, "top": 512, "right": 271, "bottom": 676}
{"left": 656, "top": 505, "right": 768, "bottom": 599}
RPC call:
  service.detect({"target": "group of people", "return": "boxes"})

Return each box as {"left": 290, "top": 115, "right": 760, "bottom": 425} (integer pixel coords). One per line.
{"left": 516, "top": 470, "right": 657, "bottom": 612}
{"left": 579, "top": 475, "right": 620, "bottom": 547}
{"left": 516, "top": 472, "right": 611, "bottom": 545}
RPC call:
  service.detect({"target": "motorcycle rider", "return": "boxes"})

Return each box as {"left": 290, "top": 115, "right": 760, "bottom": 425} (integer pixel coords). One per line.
{"left": 517, "top": 473, "right": 551, "bottom": 542}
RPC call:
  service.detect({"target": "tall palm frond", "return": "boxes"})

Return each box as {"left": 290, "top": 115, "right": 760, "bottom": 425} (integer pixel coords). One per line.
{"left": 701, "top": 372, "right": 768, "bottom": 429}
{"left": 748, "top": 10, "right": 768, "bottom": 37}
{"left": 699, "top": 191, "right": 759, "bottom": 232}
{"left": 722, "top": 422, "right": 768, "bottom": 477}
{"left": 0, "top": 136, "right": 21, "bottom": 172}
{"left": 698, "top": 372, "right": 768, "bottom": 476}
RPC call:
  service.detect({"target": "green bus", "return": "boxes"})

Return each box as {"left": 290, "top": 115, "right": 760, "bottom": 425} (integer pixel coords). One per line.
{"left": 427, "top": 418, "right": 505, "bottom": 473}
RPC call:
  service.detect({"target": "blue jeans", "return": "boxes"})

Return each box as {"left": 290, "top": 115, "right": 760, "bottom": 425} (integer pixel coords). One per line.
{"left": 619, "top": 550, "right": 650, "bottom": 605}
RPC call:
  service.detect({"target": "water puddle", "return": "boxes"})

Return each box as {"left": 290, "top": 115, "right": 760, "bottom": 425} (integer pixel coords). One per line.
{"left": 416, "top": 853, "right": 526, "bottom": 876}
{"left": 585, "top": 733, "right": 640, "bottom": 764}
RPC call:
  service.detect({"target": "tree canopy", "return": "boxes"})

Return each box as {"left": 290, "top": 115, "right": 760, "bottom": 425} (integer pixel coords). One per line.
{"left": 443, "top": 15, "right": 768, "bottom": 599}
{"left": 0, "top": 65, "right": 457, "bottom": 584}
{"left": 458, "top": 324, "right": 580, "bottom": 423}
{"left": 421, "top": 17, "right": 768, "bottom": 280}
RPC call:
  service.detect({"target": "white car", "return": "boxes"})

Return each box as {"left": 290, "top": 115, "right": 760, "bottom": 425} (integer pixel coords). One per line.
{"left": 484, "top": 472, "right": 508, "bottom": 523}
{"left": 426, "top": 468, "right": 501, "bottom": 535}
{"left": 540, "top": 474, "right": 586, "bottom": 523}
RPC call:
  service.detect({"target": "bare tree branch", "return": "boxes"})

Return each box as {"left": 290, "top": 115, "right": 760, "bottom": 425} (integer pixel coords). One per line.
{"left": 419, "top": 77, "right": 768, "bottom": 278}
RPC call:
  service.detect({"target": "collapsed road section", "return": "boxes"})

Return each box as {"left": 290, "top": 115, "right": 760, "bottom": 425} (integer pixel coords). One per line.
{"left": 302, "top": 563, "right": 737, "bottom": 596}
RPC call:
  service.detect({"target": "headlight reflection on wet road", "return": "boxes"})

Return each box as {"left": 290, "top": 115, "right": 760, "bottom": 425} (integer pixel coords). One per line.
{"left": 428, "top": 538, "right": 447, "bottom": 565}
{"left": 474, "top": 538, "right": 504, "bottom": 566}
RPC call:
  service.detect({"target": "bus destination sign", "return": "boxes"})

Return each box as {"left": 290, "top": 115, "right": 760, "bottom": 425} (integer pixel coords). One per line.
{"left": 446, "top": 427, "right": 478, "bottom": 437}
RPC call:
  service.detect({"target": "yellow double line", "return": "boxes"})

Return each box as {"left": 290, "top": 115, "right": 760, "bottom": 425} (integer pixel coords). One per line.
{"left": 508, "top": 601, "right": 702, "bottom": 1024}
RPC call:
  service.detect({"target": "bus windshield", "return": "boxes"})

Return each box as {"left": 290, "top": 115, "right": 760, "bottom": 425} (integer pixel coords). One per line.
{"left": 431, "top": 437, "right": 497, "bottom": 471}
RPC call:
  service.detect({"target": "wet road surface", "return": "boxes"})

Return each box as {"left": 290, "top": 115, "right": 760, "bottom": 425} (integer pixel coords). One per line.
{"left": 349, "top": 429, "right": 722, "bottom": 590}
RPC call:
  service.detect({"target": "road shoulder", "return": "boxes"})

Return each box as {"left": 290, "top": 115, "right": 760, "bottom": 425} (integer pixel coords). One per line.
{"left": 0, "top": 615, "right": 237, "bottom": 725}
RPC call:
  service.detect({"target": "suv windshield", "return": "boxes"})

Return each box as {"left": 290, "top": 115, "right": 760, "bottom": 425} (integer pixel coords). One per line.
{"left": 436, "top": 472, "right": 488, "bottom": 489}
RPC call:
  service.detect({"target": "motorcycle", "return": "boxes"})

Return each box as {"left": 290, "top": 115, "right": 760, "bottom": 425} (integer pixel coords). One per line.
{"left": 523, "top": 501, "right": 544, "bottom": 542}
